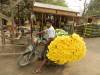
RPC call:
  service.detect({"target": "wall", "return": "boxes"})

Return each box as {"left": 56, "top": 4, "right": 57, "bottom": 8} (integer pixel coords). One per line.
{"left": 93, "top": 18, "right": 100, "bottom": 24}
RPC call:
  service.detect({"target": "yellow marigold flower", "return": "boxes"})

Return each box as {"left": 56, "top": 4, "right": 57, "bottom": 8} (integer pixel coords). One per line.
{"left": 46, "top": 33, "right": 87, "bottom": 65}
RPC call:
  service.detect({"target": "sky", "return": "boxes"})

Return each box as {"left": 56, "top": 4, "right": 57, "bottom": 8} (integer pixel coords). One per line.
{"left": 66, "top": 0, "right": 91, "bottom": 13}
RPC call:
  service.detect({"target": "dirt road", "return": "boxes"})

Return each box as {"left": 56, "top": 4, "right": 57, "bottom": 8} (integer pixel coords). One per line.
{"left": 0, "top": 38, "right": 100, "bottom": 75}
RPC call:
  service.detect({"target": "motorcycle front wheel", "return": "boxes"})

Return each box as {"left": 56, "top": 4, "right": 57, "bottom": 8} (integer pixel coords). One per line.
{"left": 17, "top": 52, "right": 34, "bottom": 67}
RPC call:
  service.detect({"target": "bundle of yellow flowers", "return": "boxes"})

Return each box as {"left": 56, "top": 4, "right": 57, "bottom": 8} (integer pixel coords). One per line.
{"left": 46, "top": 33, "right": 86, "bottom": 65}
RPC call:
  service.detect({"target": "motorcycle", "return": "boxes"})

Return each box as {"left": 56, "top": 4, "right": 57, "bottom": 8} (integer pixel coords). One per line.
{"left": 17, "top": 33, "right": 46, "bottom": 67}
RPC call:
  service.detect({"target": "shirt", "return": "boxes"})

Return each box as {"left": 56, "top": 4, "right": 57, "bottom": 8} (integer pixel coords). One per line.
{"left": 44, "top": 26, "right": 55, "bottom": 40}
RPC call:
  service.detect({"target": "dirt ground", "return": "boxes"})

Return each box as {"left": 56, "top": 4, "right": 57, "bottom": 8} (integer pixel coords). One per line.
{"left": 0, "top": 38, "right": 100, "bottom": 75}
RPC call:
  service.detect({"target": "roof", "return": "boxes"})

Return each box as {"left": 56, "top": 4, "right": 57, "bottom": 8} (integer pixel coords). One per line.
{"left": 87, "top": 15, "right": 100, "bottom": 19}
{"left": 34, "top": 2, "right": 79, "bottom": 13}
{"left": 92, "top": 15, "right": 100, "bottom": 18}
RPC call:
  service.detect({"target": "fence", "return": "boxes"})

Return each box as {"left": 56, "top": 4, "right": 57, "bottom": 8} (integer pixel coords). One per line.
{"left": 84, "top": 24, "right": 100, "bottom": 37}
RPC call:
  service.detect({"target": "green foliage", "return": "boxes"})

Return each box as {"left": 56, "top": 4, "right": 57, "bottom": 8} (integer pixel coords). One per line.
{"left": 86, "top": 0, "right": 100, "bottom": 16}
{"left": 0, "top": 0, "right": 67, "bottom": 20}
{"left": 55, "top": 29, "right": 68, "bottom": 36}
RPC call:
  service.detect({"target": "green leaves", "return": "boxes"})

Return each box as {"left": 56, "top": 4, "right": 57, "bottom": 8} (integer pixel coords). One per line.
{"left": 86, "top": 0, "right": 100, "bottom": 16}
{"left": 55, "top": 29, "right": 68, "bottom": 36}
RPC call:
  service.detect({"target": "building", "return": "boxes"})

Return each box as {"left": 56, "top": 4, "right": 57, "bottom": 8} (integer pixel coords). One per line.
{"left": 33, "top": 2, "right": 81, "bottom": 32}
{"left": 87, "top": 15, "right": 100, "bottom": 24}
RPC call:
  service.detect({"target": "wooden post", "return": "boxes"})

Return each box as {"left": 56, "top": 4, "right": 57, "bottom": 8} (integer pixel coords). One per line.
{"left": 54, "top": 15, "right": 57, "bottom": 28}
{"left": 30, "top": 13, "right": 33, "bottom": 40}
{"left": 29, "top": 0, "right": 35, "bottom": 42}
{"left": 59, "top": 16, "right": 61, "bottom": 28}
{"left": 44, "top": 14, "right": 46, "bottom": 26}
{"left": 17, "top": 4, "right": 20, "bottom": 32}
{"left": 42, "top": 13, "right": 44, "bottom": 30}
{"left": 0, "top": 18, "right": 5, "bottom": 45}
{"left": 10, "top": 0, "right": 15, "bottom": 43}
{"left": 0, "top": 0, "right": 6, "bottom": 45}
{"left": 72, "top": 17, "right": 75, "bottom": 34}
{"left": 40, "top": 13, "right": 44, "bottom": 39}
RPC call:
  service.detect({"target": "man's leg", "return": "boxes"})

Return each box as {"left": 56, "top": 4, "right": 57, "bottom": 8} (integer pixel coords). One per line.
{"left": 32, "top": 38, "right": 53, "bottom": 73}
{"left": 32, "top": 59, "right": 47, "bottom": 73}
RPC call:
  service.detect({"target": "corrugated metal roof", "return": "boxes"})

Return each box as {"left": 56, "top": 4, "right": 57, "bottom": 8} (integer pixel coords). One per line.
{"left": 34, "top": 2, "right": 79, "bottom": 13}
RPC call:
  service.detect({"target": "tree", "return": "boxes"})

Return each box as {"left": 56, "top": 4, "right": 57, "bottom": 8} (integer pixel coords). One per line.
{"left": 86, "top": 0, "right": 100, "bottom": 16}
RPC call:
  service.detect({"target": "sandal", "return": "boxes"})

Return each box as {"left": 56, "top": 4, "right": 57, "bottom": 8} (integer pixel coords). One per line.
{"left": 32, "top": 69, "right": 41, "bottom": 74}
